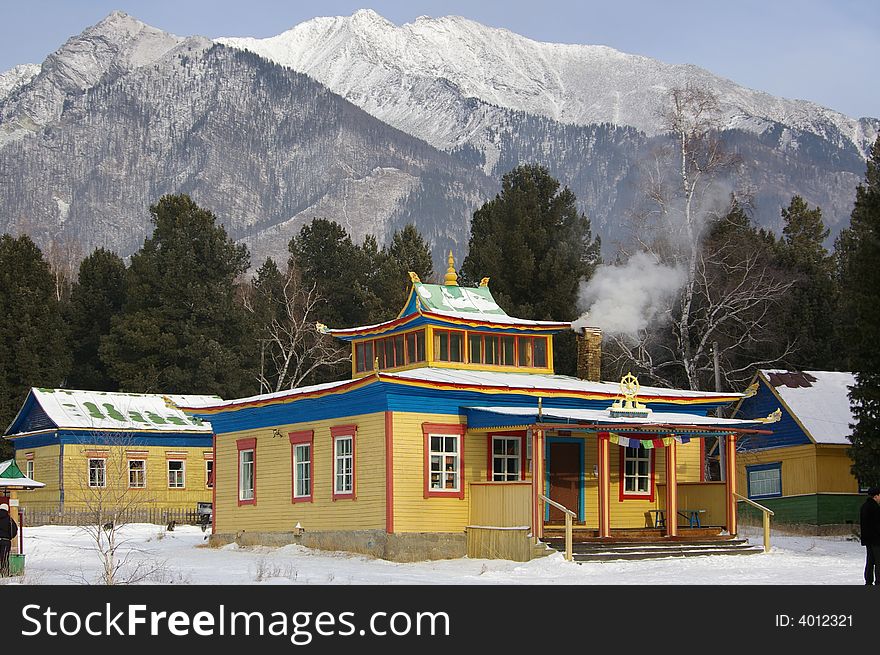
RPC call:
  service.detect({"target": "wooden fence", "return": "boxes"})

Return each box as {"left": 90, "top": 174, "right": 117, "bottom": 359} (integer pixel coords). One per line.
{"left": 20, "top": 506, "right": 207, "bottom": 527}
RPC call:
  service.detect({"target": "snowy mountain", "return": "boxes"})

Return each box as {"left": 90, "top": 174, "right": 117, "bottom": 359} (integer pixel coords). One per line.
{"left": 219, "top": 9, "right": 877, "bottom": 159}
{"left": 0, "top": 12, "right": 494, "bottom": 269}
{"left": 0, "top": 10, "right": 876, "bottom": 272}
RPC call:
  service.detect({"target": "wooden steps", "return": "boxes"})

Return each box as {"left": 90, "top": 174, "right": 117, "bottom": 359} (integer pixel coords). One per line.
{"left": 540, "top": 536, "right": 764, "bottom": 562}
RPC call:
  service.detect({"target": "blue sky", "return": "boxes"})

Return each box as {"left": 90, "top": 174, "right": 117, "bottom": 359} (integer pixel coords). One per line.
{"left": 2, "top": 1, "right": 876, "bottom": 119}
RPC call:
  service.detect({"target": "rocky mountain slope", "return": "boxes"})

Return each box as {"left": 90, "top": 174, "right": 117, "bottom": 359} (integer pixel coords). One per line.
{"left": 0, "top": 10, "right": 876, "bottom": 273}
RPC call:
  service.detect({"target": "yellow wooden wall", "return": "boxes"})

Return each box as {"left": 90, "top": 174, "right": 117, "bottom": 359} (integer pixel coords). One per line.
{"left": 13, "top": 444, "right": 61, "bottom": 507}
{"left": 815, "top": 445, "right": 860, "bottom": 493}
{"left": 391, "top": 412, "right": 482, "bottom": 533}
{"left": 60, "top": 444, "right": 212, "bottom": 509}
{"left": 736, "top": 444, "right": 816, "bottom": 497}
{"left": 213, "top": 412, "right": 386, "bottom": 534}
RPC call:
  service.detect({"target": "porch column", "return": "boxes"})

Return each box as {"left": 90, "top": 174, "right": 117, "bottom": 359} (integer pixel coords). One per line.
{"left": 532, "top": 429, "right": 545, "bottom": 541}
{"left": 724, "top": 434, "right": 738, "bottom": 535}
{"left": 664, "top": 440, "right": 678, "bottom": 538}
{"left": 9, "top": 490, "right": 19, "bottom": 555}
{"left": 597, "top": 432, "right": 611, "bottom": 538}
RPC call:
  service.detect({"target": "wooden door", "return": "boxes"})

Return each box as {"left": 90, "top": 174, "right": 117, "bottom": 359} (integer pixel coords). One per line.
{"left": 547, "top": 442, "right": 580, "bottom": 523}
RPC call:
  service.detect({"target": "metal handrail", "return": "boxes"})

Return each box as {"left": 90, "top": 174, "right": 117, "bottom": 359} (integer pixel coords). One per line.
{"left": 538, "top": 494, "right": 575, "bottom": 561}
{"left": 733, "top": 492, "right": 774, "bottom": 553}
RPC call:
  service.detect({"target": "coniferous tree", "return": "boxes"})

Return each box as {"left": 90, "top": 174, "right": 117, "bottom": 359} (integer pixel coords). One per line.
{"left": 460, "top": 165, "right": 601, "bottom": 374}
{"left": 100, "top": 194, "right": 254, "bottom": 397}
{"left": 0, "top": 234, "right": 70, "bottom": 457}
{"left": 65, "top": 247, "right": 127, "bottom": 390}
{"left": 836, "top": 137, "right": 880, "bottom": 486}
{"left": 370, "top": 224, "right": 436, "bottom": 320}
{"left": 288, "top": 218, "right": 374, "bottom": 329}
{"left": 775, "top": 196, "right": 837, "bottom": 370}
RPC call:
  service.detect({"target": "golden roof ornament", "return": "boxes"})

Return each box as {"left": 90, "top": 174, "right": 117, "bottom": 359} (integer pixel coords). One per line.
{"left": 444, "top": 251, "right": 458, "bottom": 286}
{"left": 754, "top": 408, "right": 782, "bottom": 424}
{"left": 479, "top": 277, "right": 490, "bottom": 287}
{"left": 742, "top": 381, "right": 759, "bottom": 398}
{"left": 609, "top": 372, "right": 652, "bottom": 419}
{"left": 408, "top": 271, "right": 421, "bottom": 284}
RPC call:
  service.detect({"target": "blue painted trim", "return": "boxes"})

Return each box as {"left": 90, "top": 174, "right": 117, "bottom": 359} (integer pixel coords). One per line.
{"left": 544, "top": 436, "right": 586, "bottom": 523}
{"left": 746, "top": 461, "right": 783, "bottom": 499}
{"left": 11, "top": 431, "right": 213, "bottom": 449}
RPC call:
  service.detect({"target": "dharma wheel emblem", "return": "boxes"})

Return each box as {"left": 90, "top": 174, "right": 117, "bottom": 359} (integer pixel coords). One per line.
{"left": 609, "top": 372, "right": 652, "bottom": 419}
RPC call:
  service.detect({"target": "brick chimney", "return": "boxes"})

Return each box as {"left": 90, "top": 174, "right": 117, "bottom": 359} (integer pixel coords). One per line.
{"left": 575, "top": 327, "right": 602, "bottom": 382}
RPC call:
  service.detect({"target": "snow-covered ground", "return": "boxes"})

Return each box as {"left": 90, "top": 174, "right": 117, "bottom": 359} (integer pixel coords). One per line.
{"left": 2, "top": 524, "right": 865, "bottom": 585}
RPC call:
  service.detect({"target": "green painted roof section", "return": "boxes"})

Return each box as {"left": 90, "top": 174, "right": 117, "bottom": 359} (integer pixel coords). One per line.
{"left": 411, "top": 283, "right": 509, "bottom": 316}
{"left": 0, "top": 459, "right": 25, "bottom": 479}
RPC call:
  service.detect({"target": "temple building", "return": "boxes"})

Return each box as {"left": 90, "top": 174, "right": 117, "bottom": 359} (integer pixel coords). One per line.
{"left": 178, "top": 256, "right": 774, "bottom": 561}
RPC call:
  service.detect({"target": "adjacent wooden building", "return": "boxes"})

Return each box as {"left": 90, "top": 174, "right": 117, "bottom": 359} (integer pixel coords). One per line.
{"left": 178, "top": 261, "right": 771, "bottom": 561}
{"left": 4, "top": 388, "right": 219, "bottom": 513}
{"left": 733, "top": 370, "right": 863, "bottom": 525}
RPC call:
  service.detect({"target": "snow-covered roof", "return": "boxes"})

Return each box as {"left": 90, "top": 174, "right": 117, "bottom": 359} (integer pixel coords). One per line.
{"left": 0, "top": 459, "right": 45, "bottom": 489}
{"left": 466, "top": 406, "right": 760, "bottom": 430}
{"left": 8, "top": 388, "right": 220, "bottom": 434}
{"left": 384, "top": 368, "right": 741, "bottom": 402}
{"left": 760, "top": 370, "right": 855, "bottom": 445}
{"left": 329, "top": 281, "right": 572, "bottom": 337}
{"left": 174, "top": 378, "right": 356, "bottom": 411}
{"left": 179, "top": 368, "right": 742, "bottom": 415}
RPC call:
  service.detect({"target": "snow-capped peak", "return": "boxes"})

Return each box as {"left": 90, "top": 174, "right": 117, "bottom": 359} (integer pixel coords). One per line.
{"left": 218, "top": 10, "right": 877, "bottom": 157}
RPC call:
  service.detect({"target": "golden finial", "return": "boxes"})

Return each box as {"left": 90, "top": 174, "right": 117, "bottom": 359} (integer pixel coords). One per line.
{"left": 444, "top": 251, "right": 458, "bottom": 286}
{"left": 408, "top": 271, "right": 421, "bottom": 284}
{"left": 609, "top": 372, "right": 651, "bottom": 418}
{"left": 479, "top": 277, "right": 490, "bottom": 287}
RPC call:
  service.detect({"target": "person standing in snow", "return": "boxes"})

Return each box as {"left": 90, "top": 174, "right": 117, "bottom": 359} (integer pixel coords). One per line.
{"left": 860, "top": 487, "right": 880, "bottom": 585}
{"left": 0, "top": 502, "right": 18, "bottom": 576}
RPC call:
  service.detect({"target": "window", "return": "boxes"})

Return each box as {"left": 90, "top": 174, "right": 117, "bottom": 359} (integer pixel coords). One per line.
{"left": 747, "top": 463, "right": 782, "bottom": 499}
{"left": 205, "top": 460, "right": 214, "bottom": 489}
{"left": 168, "top": 460, "right": 186, "bottom": 489}
{"left": 501, "top": 336, "right": 516, "bottom": 365}
{"left": 331, "top": 426, "right": 356, "bottom": 500}
{"left": 435, "top": 329, "right": 464, "bottom": 362}
{"left": 620, "top": 446, "right": 654, "bottom": 500}
{"left": 129, "top": 460, "right": 146, "bottom": 488}
{"left": 406, "top": 330, "right": 426, "bottom": 364}
{"left": 25, "top": 459, "right": 34, "bottom": 480}
{"left": 423, "top": 423, "right": 466, "bottom": 498}
{"left": 88, "top": 458, "right": 106, "bottom": 488}
{"left": 491, "top": 436, "right": 522, "bottom": 481}
{"left": 237, "top": 440, "right": 255, "bottom": 504}
{"left": 290, "top": 431, "right": 314, "bottom": 503}
{"left": 355, "top": 340, "right": 374, "bottom": 373}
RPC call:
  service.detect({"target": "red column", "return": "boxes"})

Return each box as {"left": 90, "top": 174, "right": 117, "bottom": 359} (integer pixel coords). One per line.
{"left": 665, "top": 440, "right": 678, "bottom": 537}
{"left": 725, "top": 434, "right": 738, "bottom": 535}
{"left": 532, "top": 429, "right": 544, "bottom": 541}
{"left": 597, "top": 432, "right": 611, "bottom": 538}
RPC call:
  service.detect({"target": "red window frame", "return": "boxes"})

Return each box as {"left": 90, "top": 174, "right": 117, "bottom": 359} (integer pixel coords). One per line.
{"left": 422, "top": 422, "right": 466, "bottom": 499}
{"left": 237, "top": 437, "right": 257, "bottom": 506}
{"left": 330, "top": 425, "right": 357, "bottom": 500}
{"left": 618, "top": 442, "right": 656, "bottom": 502}
{"left": 289, "top": 430, "right": 314, "bottom": 503}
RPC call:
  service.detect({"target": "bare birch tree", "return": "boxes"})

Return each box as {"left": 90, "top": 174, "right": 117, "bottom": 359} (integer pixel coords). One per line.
{"left": 605, "top": 85, "right": 795, "bottom": 390}
{"left": 244, "top": 261, "right": 351, "bottom": 393}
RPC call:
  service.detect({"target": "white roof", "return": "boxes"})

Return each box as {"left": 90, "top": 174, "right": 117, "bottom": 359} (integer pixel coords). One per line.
{"left": 176, "top": 378, "right": 354, "bottom": 410}
{"left": 384, "top": 368, "right": 740, "bottom": 401}
{"left": 13, "top": 388, "right": 220, "bottom": 434}
{"left": 469, "top": 405, "right": 759, "bottom": 428}
{"left": 177, "top": 367, "right": 740, "bottom": 413}
{"left": 761, "top": 370, "right": 855, "bottom": 445}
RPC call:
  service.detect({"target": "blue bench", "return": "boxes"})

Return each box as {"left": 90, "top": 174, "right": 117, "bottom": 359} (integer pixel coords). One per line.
{"left": 649, "top": 509, "right": 706, "bottom": 529}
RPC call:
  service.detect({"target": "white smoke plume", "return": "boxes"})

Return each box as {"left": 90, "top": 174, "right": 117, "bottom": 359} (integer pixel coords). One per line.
{"left": 572, "top": 252, "right": 685, "bottom": 338}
